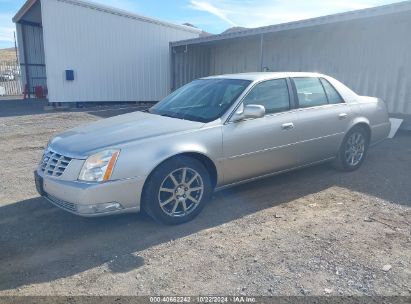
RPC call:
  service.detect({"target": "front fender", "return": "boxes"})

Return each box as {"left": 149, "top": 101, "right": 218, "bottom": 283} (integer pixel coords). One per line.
{"left": 110, "top": 126, "right": 223, "bottom": 183}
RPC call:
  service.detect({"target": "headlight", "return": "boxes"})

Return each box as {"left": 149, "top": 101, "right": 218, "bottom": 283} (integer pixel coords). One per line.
{"left": 78, "top": 149, "right": 120, "bottom": 182}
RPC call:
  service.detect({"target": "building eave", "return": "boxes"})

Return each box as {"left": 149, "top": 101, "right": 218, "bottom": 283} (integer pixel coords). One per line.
{"left": 171, "top": 0, "right": 411, "bottom": 47}
{"left": 13, "top": 0, "right": 38, "bottom": 23}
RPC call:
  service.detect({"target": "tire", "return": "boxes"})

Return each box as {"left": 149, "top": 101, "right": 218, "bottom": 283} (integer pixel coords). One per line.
{"left": 334, "top": 126, "right": 369, "bottom": 171}
{"left": 142, "top": 156, "right": 212, "bottom": 225}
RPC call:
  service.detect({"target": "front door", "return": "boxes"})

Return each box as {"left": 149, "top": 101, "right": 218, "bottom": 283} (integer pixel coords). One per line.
{"left": 222, "top": 78, "right": 300, "bottom": 185}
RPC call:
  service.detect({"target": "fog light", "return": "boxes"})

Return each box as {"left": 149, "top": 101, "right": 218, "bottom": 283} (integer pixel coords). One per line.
{"left": 77, "top": 202, "right": 123, "bottom": 214}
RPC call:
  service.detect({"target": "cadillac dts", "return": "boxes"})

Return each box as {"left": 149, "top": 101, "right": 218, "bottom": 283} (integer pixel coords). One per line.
{"left": 34, "top": 73, "right": 391, "bottom": 224}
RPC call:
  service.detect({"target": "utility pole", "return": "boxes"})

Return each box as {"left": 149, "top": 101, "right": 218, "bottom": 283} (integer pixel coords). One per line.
{"left": 14, "top": 31, "right": 19, "bottom": 65}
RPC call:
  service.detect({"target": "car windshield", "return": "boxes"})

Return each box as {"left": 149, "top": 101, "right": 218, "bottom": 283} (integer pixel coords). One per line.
{"left": 149, "top": 78, "right": 251, "bottom": 123}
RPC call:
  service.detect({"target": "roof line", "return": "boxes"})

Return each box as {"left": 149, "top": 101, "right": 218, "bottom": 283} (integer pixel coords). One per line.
{"left": 171, "top": 0, "right": 411, "bottom": 46}
{"left": 13, "top": 0, "right": 37, "bottom": 23}
{"left": 13, "top": 0, "right": 202, "bottom": 34}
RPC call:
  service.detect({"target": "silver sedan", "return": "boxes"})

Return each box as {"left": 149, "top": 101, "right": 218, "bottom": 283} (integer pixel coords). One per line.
{"left": 35, "top": 72, "right": 391, "bottom": 224}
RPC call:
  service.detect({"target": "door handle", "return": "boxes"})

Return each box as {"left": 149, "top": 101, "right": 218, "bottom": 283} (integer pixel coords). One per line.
{"left": 281, "top": 122, "right": 294, "bottom": 130}
{"left": 338, "top": 113, "right": 348, "bottom": 119}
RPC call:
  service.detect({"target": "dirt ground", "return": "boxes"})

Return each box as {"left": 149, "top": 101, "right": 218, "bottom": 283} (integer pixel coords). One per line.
{"left": 0, "top": 99, "right": 410, "bottom": 296}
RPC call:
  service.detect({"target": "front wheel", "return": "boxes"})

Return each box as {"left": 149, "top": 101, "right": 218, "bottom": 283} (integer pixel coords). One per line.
{"left": 334, "top": 127, "right": 369, "bottom": 171}
{"left": 142, "top": 156, "right": 212, "bottom": 225}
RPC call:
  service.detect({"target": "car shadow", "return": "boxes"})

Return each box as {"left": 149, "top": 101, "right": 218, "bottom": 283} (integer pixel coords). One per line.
{"left": 0, "top": 132, "right": 409, "bottom": 291}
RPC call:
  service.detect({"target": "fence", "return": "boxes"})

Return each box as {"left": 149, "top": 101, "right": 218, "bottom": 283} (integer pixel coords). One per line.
{"left": 0, "top": 60, "right": 22, "bottom": 96}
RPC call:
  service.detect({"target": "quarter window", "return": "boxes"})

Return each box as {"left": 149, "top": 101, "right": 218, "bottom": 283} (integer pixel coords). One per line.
{"left": 320, "top": 78, "right": 344, "bottom": 104}
{"left": 293, "top": 77, "right": 328, "bottom": 108}
{"left": 243, "top": 79, "right": 290, "bottom": 114}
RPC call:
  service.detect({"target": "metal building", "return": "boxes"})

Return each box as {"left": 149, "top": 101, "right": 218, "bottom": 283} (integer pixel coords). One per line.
{"left": 13, "top": 0, "right": 200, "bottom": 103}
{"left": 170, "top": 1, "right": 411, "bottom": 122}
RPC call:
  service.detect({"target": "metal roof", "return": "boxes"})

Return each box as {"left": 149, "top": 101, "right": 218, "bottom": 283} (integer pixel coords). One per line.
{"left": 171, "top": 0, "right": 411, "bottom": 47}
{"left": 13, "top": 0, "right": 201, "bottom": 34}
{"left": 13, "top": 0, "right": 36, "bottom": 23}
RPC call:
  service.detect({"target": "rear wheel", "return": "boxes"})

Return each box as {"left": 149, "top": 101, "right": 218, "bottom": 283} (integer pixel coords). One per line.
{"left": 334, "top": 126, "right": 369, "bottom": 171}
{"left": 142, "top": 156, "right": 212, "bottom": 225}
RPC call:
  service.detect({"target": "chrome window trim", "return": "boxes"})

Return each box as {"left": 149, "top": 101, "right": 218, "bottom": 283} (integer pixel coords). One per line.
{"left": 292, "top": 102, "right": 348, "bottom": 112}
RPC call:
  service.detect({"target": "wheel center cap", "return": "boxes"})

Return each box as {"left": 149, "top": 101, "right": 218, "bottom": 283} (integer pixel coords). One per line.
{"left": 176, "top": 187, "right": 185, "bottom": 196}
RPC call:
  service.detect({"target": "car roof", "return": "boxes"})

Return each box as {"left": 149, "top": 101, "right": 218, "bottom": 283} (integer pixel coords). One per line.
{"left": 202, "top": 72, "right": 326, "bottom": 81}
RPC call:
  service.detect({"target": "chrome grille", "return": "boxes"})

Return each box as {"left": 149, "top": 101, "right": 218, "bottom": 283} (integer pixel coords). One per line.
{"left": 46, "top": 194, "right": 77, "bottom": 212}
{"left": 40, "top": 149, "right": 72, "bottom": 177}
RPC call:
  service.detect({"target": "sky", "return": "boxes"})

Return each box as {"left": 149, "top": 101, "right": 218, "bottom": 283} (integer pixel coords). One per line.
{"left": 0, "top": 0, "right": 400, "bottom": 49}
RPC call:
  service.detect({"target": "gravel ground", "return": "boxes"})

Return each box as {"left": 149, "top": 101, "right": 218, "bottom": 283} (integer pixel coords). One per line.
{"left": 0, "top": 99, "right": 410, "bottom": 296}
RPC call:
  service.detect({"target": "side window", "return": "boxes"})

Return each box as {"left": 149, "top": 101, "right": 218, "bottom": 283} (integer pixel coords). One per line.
{"left": 293, "top": 77, "right": 328, "bottom": 108}
{"left": 320, "top": 78, "right": 344, "bottom": 104}
{"left": 243, "top": 79, "right": 290, "bottom": 114}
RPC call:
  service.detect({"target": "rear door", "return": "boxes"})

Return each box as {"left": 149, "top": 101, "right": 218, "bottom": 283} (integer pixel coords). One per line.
{"left": 291, "top": 77, "right": 352, "bottom": 163}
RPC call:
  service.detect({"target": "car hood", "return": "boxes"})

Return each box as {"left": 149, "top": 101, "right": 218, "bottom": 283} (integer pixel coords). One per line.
{"left": 49, "top": 111, "right": 204, "bottom": 158}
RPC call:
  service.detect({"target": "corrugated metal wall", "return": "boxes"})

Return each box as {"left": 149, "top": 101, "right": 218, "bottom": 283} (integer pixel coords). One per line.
{"left": 40, "top": 0, "right": 199, "bottom": 103}
{"left": 211, "top": 36, "right": 261, "bottom": 75}
{"left": 172, "top": 11, "right": 411, "bottom": 115}
{"left": 16, "top": 22, "right": 47, "bottom": 93}
{"left": 172, "top": 45, "right": 211, "bottom": 90}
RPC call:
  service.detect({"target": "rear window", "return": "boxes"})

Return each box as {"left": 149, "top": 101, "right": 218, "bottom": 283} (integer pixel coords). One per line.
{"left": 320, "top": 78, "right": 344, "bottom": 104}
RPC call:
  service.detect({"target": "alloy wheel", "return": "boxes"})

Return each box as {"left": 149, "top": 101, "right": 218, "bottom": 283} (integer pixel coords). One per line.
{"left": 158, "top": 167, "right": 204, "bottom": 217}
{"left": 344, "top": 132, "right": 365, "bottom": 167}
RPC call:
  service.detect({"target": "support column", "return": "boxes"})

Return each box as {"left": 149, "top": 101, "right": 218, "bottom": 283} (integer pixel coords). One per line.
{"left": 259, "top": 34, "right": 264, "bottom": 72}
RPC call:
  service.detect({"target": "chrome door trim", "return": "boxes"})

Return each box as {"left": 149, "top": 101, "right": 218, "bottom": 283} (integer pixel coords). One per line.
{"left": 225, "top": 108, "right": 299, "bottom": 125}
{"left": 293, "top": 102, "right": 348, "bottom": 113}
{"left": 281, "top": 122, "right": 295, "bottom": 130}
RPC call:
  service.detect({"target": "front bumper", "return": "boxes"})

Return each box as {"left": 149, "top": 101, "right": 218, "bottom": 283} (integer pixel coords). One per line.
{"left": 35, "top": 170, "right": 145, "bottom": 217}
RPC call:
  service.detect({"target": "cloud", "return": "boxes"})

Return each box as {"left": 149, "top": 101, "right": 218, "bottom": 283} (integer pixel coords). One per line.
{"left": 326, "top": 1, "right": 374, "bottom": 10}
{"left": 189, "top": 0, "right": 237, "bottom": 26}
{"left": 187, "top": 0, "right": 393, "bottom": 29}
{"left": 0, "top": 13, "right": 15, "bottom": 48}
{"left": 0, "top": 26, "right": 14, "bottom": 42}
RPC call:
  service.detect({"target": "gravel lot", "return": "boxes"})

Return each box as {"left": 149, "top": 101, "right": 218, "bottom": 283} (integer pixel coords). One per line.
{"left": 0, "top": 99, "right": 410, "bottom": 296}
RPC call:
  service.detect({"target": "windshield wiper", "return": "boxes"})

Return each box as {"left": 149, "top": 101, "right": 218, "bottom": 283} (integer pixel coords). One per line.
{"left": 159, "top": 113, "right": 180, "bottom": 119}
{"left": 146, "top": 109, "right": 175, "bottom": 118}
{"left": 150, "top": 110, "right": 196, "bottom": 121}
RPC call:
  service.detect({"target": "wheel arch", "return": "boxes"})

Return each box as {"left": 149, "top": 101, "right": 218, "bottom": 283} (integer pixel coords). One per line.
{"left": 349, "top": 119, "right": 372, "bottom": 142}
{"left": 336, "top": 119, "right": 371, "bottom": 153}
{"left": 141, "top": 151, "right": 218, "bottom": 209}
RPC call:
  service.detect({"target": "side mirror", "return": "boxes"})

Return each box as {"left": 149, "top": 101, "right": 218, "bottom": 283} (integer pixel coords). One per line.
{"left": 232, "top": 104, "right": 265, "bottom": 122}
